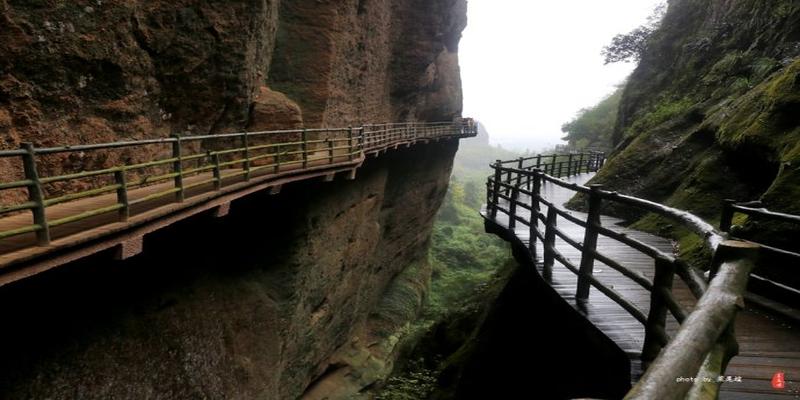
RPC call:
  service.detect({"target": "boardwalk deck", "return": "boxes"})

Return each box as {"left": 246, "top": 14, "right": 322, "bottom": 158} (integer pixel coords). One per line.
{"left": 485, "top": 173, "right": 800, "bottom": 399}
{"left": 0, "top": 127, "right": 468, "bottom": 286}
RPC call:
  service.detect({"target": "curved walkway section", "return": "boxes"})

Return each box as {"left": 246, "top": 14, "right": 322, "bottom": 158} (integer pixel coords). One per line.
{"left": 481, "top": 163, "right": 800, "bottom": 399}
{"left": 0, "top": 121, "right": 477, "bottom": 286}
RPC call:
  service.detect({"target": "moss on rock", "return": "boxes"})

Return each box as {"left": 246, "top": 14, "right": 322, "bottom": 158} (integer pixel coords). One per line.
{"left": 581, "top": 0, "right": 800, "bottom": 257}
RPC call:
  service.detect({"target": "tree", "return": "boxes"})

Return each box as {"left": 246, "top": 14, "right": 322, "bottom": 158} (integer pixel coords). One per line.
{"left": 602, "top": 26, "right": 653, "bottom": 64}
{"left": 602, "top": 2, "right": 667, "bottom": 64}
{"left": 561, "top": 85, "right": 624, "bottom": 150}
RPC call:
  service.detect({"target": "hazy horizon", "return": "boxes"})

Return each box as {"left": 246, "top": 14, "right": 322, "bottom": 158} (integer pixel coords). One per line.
{"left": 460, "top": 0, "right": 663, "bottom": 152}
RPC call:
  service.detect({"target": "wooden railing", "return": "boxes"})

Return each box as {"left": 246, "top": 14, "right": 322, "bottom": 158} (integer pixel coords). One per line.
{"left": 0, "top": 120, "right": 477, "bottom": 247}
{"left": 720, "top": 199, "right": 800, "bottom": 260}
{"left": 481, "top": 159, "right": 798, "bottom": 399}
{"left": 719, "top": 199, "right": 800, "bottom": 308}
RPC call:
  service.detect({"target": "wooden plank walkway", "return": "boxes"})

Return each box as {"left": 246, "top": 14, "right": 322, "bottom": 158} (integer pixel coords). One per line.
{"left": 0, "top": 154, "right": 360, "bottom": 270}
{"left": 487, "top": 173, "right": 800, "bottom": 399}
{"left": 0, "top": 133, "right": 463, "bottom": 285}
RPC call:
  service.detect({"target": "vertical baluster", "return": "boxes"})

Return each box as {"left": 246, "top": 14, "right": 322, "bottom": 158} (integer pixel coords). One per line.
{"left": 530, "top": 169, "right": 542, "bottom": 257}
{"left": 578, "top": 153, "right": 585, "bottom": 174}
{"left": 536, "top": 154, "right": 542, "bottom": 170}
{"left": 328, "top": 138, "right": 334, "bottom": 164}
{"left": 577, "top": 184, "right": 603, "bottom": 300}
{"left": 171, "top": 135, "right": 184, "bottom": 202}
{"left": 642, "top": 258, "right": 675, "bottom": 365}
{"left": 301, "top": 129, "right": 309, "bottom": 168}
{"left": 543, "top": 206, "right": 557, "bottom": 282}
{"left": 567, "top": 153, "right": 574, "bottom": 176}
{"left": 348, "top": 127, "right": 355, "bottom": 160}
{"left": 21, "top": 143, "right": 50, "bottom": 245}
{"left": 212, "top": 153, "right": 222, "bottom": 191}
{"left": 491, "top": 161, "right": 502, "bottom": 218}
{"left": 509, "top": 184, "right": 519, "bottom": 230}
{"left": 516, "top": 157, "right": 524, "bottom": 187}
{"left": 719, "top": 199, "right": 736, "bottom": 232}
{"left": 505, "top": 167, "right": 512, "bottom": 196}
{"left": 274, "top": 144, "right": 281, "bottom": 173}
{"left": 114, "top": 168, "right": 129, "bottom": 222}
{"left": 486, "top": 180, "right": 492, "bottom": 212}
{"left": 557, "top": 160, "right": 563, "bottom": 177}
{"left": 242, "top": 133, "right": 250, "bottom": 181}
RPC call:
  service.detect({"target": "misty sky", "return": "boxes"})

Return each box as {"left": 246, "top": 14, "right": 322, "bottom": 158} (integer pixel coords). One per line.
{"left": 461, "top": 0, "right": 663, "bottom": 151}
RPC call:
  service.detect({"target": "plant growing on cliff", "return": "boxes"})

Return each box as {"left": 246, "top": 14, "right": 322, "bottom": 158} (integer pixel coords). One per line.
{"left": 602, "top": 2, "right": 667, "bottom": 64}
{"left": 561, "top": 85, "right": 624, "bottom": 150}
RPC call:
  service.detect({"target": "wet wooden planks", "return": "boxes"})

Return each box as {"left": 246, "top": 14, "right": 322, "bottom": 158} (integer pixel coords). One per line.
{"left": 488, "top": 173, "right": 800, "bottom": 399}
{"left": 0, "top": 154, "right": 364, "bottom": 267}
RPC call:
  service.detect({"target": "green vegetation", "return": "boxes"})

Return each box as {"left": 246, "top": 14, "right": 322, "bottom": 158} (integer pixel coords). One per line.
{"left": 561, "top": 86, "right": 623, "bottom": 151}
{"left": 373, "top": 124, "right": 518, "bottom": 398}
{"left": 627, "top": 96, "right": 694, "bottom": 136}
{"left": 601, "top": 2, "right": 666, "bottom": 64}
{"left": 426, "top": 123, "right": 518, "bottom": 317}
{"left": 426, "top": 176, "right": 510, "bottom": 317}
{"left": 376, "top": 360, "right": 437, "bottom": 400}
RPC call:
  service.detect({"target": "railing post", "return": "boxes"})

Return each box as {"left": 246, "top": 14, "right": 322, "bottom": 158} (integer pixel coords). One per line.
{"left": 530, "top": 169, "right": 542, "bottom": 258}
{"left": 551, "top": 154, "right": 557, "bottom": 175}
{"left": 567, "top": 153, "right": 574, "bottom": 176}
{"left": 274, "top": 144, "right": 281, "bottom": 173}
{"left": 642, "top": 258, "right": 675, "bottom": 366}
{"left": 576, "top": 184, "right": 603, "bottom": 300}
{"left": 720, "top": 199, "right": 736, "bottom": 232}
{"left": 578, "top": 153, "right": 585, "bottom": 174}
{"left": 328, "top": 138, "right": 334, "bottom": 164}
{"left": 114, "top": 168, "right": 129, "bottom": 222}
{"left": 171, "top": 135, "right": 184, "bottom": 202}
{"left": 212, "top": 153, "right": 222, "bottom": 191}
{"left": 536, "top": 154, "right": 542, "bottom": 170}
{"left": 21, "top": 143, "right": 50, "bottom": 246}
{"left": 543, "top": 206, "right": 557, "bottom": 282}
{"left": 504, "top": 166, "right": 512, "bottom": 195}
{"left": 348, "top": 127, "right": 355, "bottom": 160}
{"left": 242, "top": 133, "right": 251, "bottom": 181}
{"left": 301, "top": 128, "right": 309, "bottom": 168}
{"left": 509, "top": 185, "right": 519, "bottom": 230}
{"left": 491, "top": 161, "right": 502, "bottom": 218}
{"left": 486, "top": 180, "right": 492, "bottom": 212}
{"left": 557, "top": 160, "right": 563, "bottom": 178}
{"left": 516, "top": 157, "right": 524, "bottom": 187}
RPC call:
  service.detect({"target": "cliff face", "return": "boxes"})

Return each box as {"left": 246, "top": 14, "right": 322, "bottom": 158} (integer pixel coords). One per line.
{"left": 0, "top": 141, "right": 459, "bottom": 399}
{"left": 0, "top": 0, "right": 465, "bottom": 182}
{"left": 591, "top": 0, "right": 800, "bottom": 230}
{"left": 0, "top": 0, "right": 467, "bottom": 398}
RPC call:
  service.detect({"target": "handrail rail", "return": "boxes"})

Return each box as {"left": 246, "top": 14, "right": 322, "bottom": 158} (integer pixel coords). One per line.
{"left": 626, "top": 241, "right": 759, "bottom": 400}
{"left": 721, "top": 199, "right": 800, "bottom": 230}
{"left": 0, "top": 119, "right": 478, "bottom": 247}
{"left": 719, "top": 199, "right": 800, "bottom": 261}
{"left": 480, "top": 156, "right": 800, "bottom": 399}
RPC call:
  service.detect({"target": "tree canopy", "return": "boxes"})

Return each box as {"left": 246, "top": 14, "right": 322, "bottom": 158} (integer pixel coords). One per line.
{"left": 602, "top": 2, "right": 667, "bottom": 64}
{"left": 560, "top": 85, "right": 624, "bottom": 151}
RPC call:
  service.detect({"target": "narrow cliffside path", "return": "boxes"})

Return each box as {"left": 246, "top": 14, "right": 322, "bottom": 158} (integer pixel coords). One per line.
{"left": 488, "top": 172, "right": 800, "bottom": 399}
